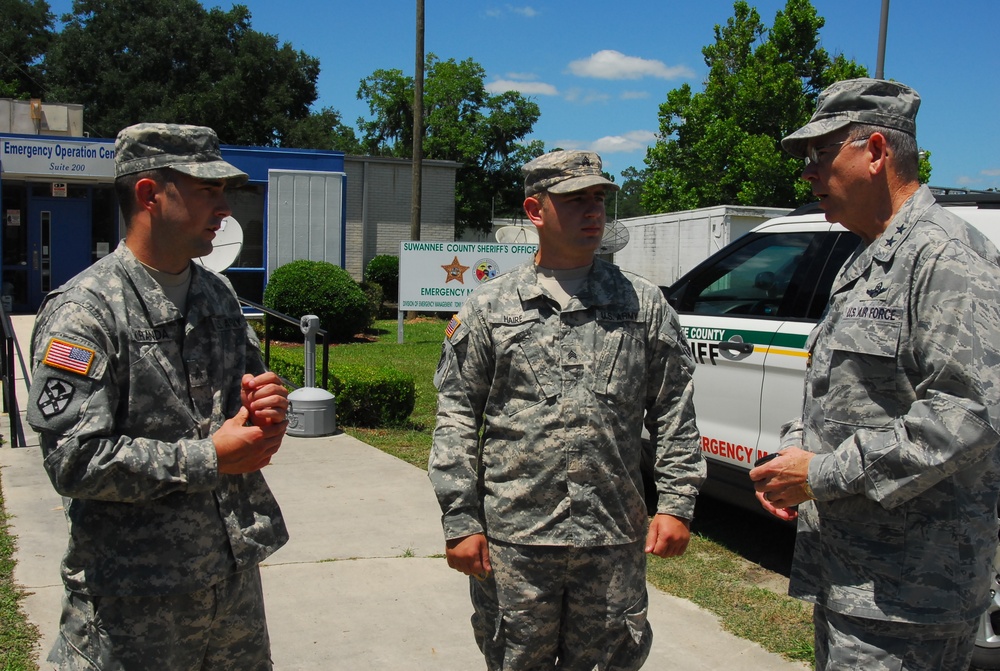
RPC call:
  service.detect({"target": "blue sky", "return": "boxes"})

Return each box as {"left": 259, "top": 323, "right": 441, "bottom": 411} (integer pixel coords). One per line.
{"left": 47, "top": 0, "right": 1000, "bottom": 191}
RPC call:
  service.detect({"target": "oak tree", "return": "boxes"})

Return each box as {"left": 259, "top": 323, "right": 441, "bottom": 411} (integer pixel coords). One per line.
{"left": 44, "top": 0, "right": 321, "bottom": 145}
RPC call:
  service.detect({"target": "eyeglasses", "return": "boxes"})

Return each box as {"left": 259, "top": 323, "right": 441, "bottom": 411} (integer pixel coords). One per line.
{"left": 804, "top": 135, "right": 872, "bottom": 167}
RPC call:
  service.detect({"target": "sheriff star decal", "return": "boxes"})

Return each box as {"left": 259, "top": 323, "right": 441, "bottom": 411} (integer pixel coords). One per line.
{"left": 37, "top": 378, "right": 75, "bottom": 419}
{"left": 442, "top": 256, "right": 470, "bottom": 284}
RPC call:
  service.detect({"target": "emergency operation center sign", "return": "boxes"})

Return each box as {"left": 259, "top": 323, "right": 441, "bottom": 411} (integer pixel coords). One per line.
{"left": 1, "top": 137, "right": 115, "bottom": 178}
{"left": 398, "top": 241, "right": 537, "bottom": 312}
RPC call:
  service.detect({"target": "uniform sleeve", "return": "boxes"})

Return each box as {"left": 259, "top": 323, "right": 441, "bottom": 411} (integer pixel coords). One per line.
{"left": 811, "top": 240, "right": 1000, "bottom": 506}
{"left": 27, "top": 300, "right": 219, "bottom": 502}
{"left": 244, "top": 321, "right": 267, "bottom": 377}
{"left": 427, "top": 305, "right": 494, "bottom": 540}
{"left": 779, "top": 418, "right": 804, "bottom": 450}
{"left": 645, "top": 303, "right": 706, "bottom": 519}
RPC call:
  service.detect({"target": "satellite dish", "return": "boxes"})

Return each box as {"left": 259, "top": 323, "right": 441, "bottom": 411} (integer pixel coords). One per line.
{"left": 195, "top": 216, "right": 244, "bottom": 272}
{"left": 495, "top": 225, "right": 539, "bottom": 244}
{"left": 599, "top": 219, "right": 630, "bottom": 255}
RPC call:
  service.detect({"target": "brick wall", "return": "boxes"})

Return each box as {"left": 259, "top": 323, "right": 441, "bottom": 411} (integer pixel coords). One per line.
{"left": 343, "top": 156, "right": 458, "bottom": 280}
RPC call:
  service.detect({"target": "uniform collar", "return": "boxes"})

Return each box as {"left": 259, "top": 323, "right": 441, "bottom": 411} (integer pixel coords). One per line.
{"left": 834, "top": 185, "right": 934, "bottom": 291}
{"left": 116, "top": 242, "right": 208, "bottom": 326}
{"left": 871, "top": 185, "right": 935, "bottom": 264}
{"left": 517, "top": 258, "right": 616, "bottom": 308}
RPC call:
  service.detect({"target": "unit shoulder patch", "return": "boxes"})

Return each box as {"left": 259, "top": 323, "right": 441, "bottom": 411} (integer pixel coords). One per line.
{"left": 36, "top": 377, "right": 75, "bottom": 419}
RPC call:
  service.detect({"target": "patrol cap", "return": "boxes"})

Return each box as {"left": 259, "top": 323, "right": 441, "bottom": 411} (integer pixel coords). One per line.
{"left": 781, "top": 78, "right": 920, "bottom": 158}
{"left": 114, "top": 122, "right": 249, "bottom": 185}
{"left": 523, "top": 150, "right": 619, "bottom": 197}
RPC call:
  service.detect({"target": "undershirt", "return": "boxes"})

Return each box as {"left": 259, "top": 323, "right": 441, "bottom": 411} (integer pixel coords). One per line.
{"left": 142, "top": 262, "right": 192, "bottom": 314}
{"left": 536, "top": 263, "right": 592, "bottom": 309}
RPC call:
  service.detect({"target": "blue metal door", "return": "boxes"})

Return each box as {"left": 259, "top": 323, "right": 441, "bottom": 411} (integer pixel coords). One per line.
{"left": 27, "top": 195, "right": 92, "bottom": 309}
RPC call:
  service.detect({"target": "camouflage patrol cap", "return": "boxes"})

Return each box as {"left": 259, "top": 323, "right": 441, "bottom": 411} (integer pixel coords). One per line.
{"left": 781, "top": 78, "right": 920, "bottom": 158}
{"left": 523, "top": 150, "right": 619, "bottom": 197}
{"left": 114, "top": 122, "right": 249, "bottom": 185}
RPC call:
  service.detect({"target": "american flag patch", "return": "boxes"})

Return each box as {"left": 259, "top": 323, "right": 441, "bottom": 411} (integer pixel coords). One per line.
{"left": 43, "top": 338, "right": 96, "bottom": 375}
{"left": 445, "top": 315, "right": 461, "bottom": 339}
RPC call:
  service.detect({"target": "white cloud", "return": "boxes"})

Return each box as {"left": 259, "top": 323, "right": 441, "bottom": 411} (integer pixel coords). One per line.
{"left": 982, "top": 168, "right": 1000, "bottom": 177}
{"left": 486, "top": 79, "right": 558, "bottom": 96}
{"left": 587, "top": 130, "right": 659, "bottom": 154}
{"left": 554, "top": 131, "right": 658, "bottom": 155}
{"left": 568, "top": 50, "right": 695, "bottom": 81}
{"left": 955, "top": 175, "right": 976, "bottom": 186}
{"left": 620, "top": 90, "right": 650, "bottom": 100}
{"left": 564, "top": 88, "right": 611, "bottom": 104}
{"left": 507, "top": 5, "right": 538, "bottom": 17}
{"left": 504, "top": 72, "right": 539, "bottom": 81}
{"left": 487, "top": 5, "right": 538, "bottom": 18}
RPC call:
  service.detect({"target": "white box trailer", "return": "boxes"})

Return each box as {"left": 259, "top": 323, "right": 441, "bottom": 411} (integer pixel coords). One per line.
{"left": 614, "top": 205, "right": 790, "bottom": 288}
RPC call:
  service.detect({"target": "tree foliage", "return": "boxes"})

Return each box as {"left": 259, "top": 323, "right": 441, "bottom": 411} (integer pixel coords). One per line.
{"left": 642, "top": 0, "right": 868, "bottom": 213}
{"left": 357, "top": 54, "right": 543, "bottom": 234}
{"left": 282, "top": 107, "right": 362, "bottom": 153}
{"left": 44, "top": 0, "right": 321, "bottom": 145}
{"left": 610, "top": 167, "right": 650, "bottom": 219}
{"left": 0, "top": 0, "right": 54, "bottom": 98}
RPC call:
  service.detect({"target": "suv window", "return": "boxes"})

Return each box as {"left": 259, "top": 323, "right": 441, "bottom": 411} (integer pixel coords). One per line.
{"left": 668, "top": 230, "right": 860, "bottom": 320}
{"left": 787, "top": 231, "right": 859, "bottom": 320}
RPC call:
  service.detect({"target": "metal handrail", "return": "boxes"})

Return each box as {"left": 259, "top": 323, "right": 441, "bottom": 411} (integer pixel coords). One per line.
{"left": 238, "top": 298, "right": 330, "bottom": 390}
{"left": 0, "top": 303, "right": 27, "bottom": 447}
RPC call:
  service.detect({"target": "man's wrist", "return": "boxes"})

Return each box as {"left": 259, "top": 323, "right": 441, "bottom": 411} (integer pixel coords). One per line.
{"left": 802, "top": 478, "right": 816, "bottom": 501}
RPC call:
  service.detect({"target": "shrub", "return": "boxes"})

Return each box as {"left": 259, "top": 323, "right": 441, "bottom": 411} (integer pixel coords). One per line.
{"left": 263, "top": 260, "right": 371, "bottom": 342}
{"left": 332, "top": 364, "right": 415, "bottom": 427}
{"left": 365, "top": 255, "right": 399, "bottom": 302}
{"left": 359, "top": 281, "right": 384, "bottom": 328}
{"left": 267, "top": 349, "right": 416, "bottom": 428}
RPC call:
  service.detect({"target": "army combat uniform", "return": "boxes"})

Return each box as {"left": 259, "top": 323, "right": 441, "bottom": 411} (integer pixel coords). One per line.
{"left": 27, "top": 242, "right": 288, "bottom": 669}
{"left": 781, "top": 186, "right": 1000, "bottom": 667}
{"left": 429, "top": 258, "right": 705, "bottom": 670}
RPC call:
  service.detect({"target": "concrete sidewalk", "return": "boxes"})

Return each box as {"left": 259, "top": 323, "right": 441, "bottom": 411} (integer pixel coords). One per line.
{"left": 1, "top": 315, "right": 805, "bottom": 670}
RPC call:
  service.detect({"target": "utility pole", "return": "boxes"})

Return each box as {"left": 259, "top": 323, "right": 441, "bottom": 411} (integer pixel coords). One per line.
{"left": 410, "top": 0, "right": 425, "bottom": 242}
{"left": 875, "top": 0, "right": 890, "bottom": 78}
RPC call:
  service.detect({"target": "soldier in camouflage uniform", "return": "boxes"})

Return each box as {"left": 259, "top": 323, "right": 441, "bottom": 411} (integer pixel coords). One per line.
{"left": 750, "top": 79, "right": 1000, "bottom": 669}
{"left": 428, "top": 150, "right": 705, "bottom": 670}
{"left": 27, "top": 123, "right": 290, "bottom": 670}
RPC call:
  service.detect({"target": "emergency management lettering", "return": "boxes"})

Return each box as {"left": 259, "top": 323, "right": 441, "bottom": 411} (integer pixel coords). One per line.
{"left": 421, "top": 287, "right": 474, "bottom": 296}
{"left": 701, "top": 436, "right": 771, "bottom": 465}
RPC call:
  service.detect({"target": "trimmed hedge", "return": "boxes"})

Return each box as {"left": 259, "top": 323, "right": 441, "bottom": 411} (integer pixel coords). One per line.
{"left": 263, "top": 260, "right": 371, "bottom": 342}
{"left": 365, "top": 255, "right": 399, "bottom": 301}
{"left": 267, "top": 349, "right": 416, "bottom": 428}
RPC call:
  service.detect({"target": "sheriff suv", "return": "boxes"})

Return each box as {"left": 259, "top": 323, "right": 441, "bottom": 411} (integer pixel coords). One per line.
{"left": 658, "top": 192, "right": 1000, "bottom": 669}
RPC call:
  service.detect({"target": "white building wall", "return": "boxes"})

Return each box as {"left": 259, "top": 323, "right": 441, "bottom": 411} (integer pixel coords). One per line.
{"left": 615, "top": 205, "right": 791, "bottom": 287}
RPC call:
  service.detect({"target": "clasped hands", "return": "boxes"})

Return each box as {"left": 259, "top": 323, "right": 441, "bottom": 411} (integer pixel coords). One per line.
{"left": 214, "top": 372, "right": 290, "bottom": 474}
